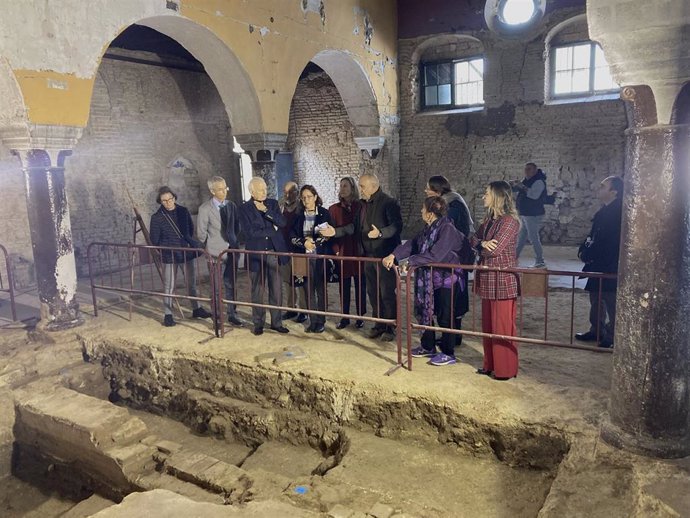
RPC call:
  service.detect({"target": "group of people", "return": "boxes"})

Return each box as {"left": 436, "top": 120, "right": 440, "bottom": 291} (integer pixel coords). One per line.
{"left": 148, "top": 165, "right": 624, "bottom": 381}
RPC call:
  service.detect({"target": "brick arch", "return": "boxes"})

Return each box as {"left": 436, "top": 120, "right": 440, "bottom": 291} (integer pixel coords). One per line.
{"left": 0, "top": 56, "right": 29, "bottom": 141}
{"left": 308, "top": 50, "right": 380, "bottom": 138}
{"left": 98, "top": 15, "right": 263, "bottom": 136}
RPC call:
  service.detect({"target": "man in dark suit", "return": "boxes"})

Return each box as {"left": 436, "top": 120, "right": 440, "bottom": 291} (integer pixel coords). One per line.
{"left": 238, "top": 177, "right": 290, "bottom": 336}
{"left": 358, "top": 173, "right": 403, "bottom": 342}
{"left": 575, "top": 176, "right": 624, "bottom": 348}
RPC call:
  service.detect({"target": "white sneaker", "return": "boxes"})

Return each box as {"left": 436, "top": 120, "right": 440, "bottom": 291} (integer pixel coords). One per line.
{"left": 533, "top": 262, "right": 547, "bottom": 269}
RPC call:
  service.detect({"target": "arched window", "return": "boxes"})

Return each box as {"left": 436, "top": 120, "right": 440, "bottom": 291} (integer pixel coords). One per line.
{"left": 414, "top": 35, "right": 485, "bottom": 112}
{"left": 545, "top": 15, "right": 619, "bottom": 103}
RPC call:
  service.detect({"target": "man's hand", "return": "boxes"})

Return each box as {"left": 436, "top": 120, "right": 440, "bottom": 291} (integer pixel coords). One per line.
{"left": 304, "top": 237, "right": 316, "bottom": 252}
{"left": 382, "top": 254, "right": 395, "bottom": 270}
{"left": 368, "top": 224, "right": 382, "bottom": 239}
{"left": 254, "top": 200, "right": 268, "bottom": 212}
{"left": 319, "top": 224, "right": 336, "bottom": 238}
{"left": 482, "top": 239, "right": 499, "bottom": 252}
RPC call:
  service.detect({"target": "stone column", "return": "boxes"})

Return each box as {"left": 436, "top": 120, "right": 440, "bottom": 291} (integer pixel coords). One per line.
{"left": 3, "top": 125, "right": 83, "bottom": 330}
{"left": 601, "top": 86, "right": 690, "bottom": 457}
{"left": 235, "top": 133, "right": 287, "bottom": 199}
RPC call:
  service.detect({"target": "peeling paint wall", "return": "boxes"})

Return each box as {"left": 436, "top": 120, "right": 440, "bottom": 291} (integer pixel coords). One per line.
{"left": 0, "top": 0, "right": 398, "bottom": 135}
{"left": 398, "top": 7, "right": 627, "bottom": 244}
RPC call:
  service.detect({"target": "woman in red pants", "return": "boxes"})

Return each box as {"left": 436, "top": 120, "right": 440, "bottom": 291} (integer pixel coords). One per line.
{"left": 471, "top": 181, "right": 521, "bottom": 380}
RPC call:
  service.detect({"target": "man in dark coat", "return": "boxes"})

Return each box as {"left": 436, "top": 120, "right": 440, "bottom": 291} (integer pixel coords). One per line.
{"left": 358, "top": 173, "right": 403, "bottom": 342}
{"left": 575, "top": 176, "right": 624, "bottom": 348}
{"left": 238, "top": 177, "right": 290, "bottom": 336}
{"left": 512, "top": 162, "right": 548, "bottom": 268}
{"left": 149, "top": 186, "right": 212, "bottom": 327}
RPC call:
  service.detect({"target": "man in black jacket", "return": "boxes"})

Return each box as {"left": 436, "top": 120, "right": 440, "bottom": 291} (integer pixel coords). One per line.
{"left": 512, "top": 163, "right": 548, "bottom": 268}
{"left": 238, "top": 177, "right": 290, "bottom": 336}
{"left": 358, "top": 173, "right": 402, "bottom": 341}
{"left": 575, "top": 176, "right": 624, "bottom": 348}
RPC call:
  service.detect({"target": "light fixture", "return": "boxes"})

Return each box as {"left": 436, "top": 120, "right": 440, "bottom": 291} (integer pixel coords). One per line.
{"left": 501, "top": 0, "right": 536, "bottom": 26}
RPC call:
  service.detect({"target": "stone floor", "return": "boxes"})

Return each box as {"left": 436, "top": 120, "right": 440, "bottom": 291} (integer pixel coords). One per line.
{"left": 1, "top": 245, "right": 689, "bottom": 516}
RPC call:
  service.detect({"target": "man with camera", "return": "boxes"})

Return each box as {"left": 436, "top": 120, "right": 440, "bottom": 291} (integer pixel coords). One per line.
{"left": 575, "top": 176, "right": 624, "bottom": 348}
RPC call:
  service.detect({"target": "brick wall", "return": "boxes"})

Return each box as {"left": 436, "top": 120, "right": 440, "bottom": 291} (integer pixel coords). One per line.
{"left": 286, "top": 71, "right": 397, "bottom": 207}
{"left": 66, "top": 56, "right": 238, "bottom": 275}
{"left": 398, "top": 10, "right": 628, "bottom": 243}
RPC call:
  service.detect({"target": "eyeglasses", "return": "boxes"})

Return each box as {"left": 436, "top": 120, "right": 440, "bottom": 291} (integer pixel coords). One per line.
{"left": 160, "top": 196, "right": 175, "bottom": 203}
{"left": 213, "top": 186, "right": 229, "bottom": 192}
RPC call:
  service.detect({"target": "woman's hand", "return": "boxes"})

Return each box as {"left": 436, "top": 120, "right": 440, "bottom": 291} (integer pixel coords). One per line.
{"left": 482, "top": 239, "right": 499, "bottom": 252}
{"left": 319, "top": 224, "right": 336, "bottom": 238}
{"left": 382, "top": 254, "right": 395, "bottom": 270}
{"left": 305, "top": 237, "right": 316, "bottom": 252}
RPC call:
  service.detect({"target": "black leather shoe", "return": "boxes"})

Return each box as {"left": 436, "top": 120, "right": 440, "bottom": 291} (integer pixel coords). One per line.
{"left": 355, "top": 319, "right": 365, "bottom": 329}
{"left": 227, "top": 316, "right": 244, "bottom": 327}
{"left": 336, "top": 319, "right": 350, "bottom": 330}
{"left": 252, "top": 326, "right": 264, "bottom": 336}
{"left": 283, "top": 311, "right": 298, "bottom": 319}
{"left": 575, "top": 331, "right": 598, "bottom": 342}
{"left": 368, "top": 327, "right": 385, "bottom": 339}
{"left": 311, "top": 324, "right": 325, "bottom": 333}
{"left": 192, "top": 307, "right": 212, "bottom": 319}
{"left": 476, "top": 368, "right": 492, "bottom": 376}
{"left": 270, "top": 325, "right": 290, "bottom": 334}
{"left": 295, "top": 313, "right": 308, "bottom": 324}
{"left": 163, "top": 315, "right": 176, "bottom": 327}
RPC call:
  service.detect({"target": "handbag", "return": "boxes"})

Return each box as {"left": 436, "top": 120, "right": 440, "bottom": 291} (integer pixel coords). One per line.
{"left": 161, "top": 211, "right": 203, "bottom": 260}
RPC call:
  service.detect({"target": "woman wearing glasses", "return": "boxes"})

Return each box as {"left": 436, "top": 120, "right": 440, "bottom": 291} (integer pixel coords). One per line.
{"left": 290, "top": 185, "right": 335, "bottom": 333}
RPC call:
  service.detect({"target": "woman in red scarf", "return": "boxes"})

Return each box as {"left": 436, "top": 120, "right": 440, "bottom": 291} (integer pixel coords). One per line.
{"left": 471, "top": 181, "right": 520, "bottom": 380}
{"left": 328, "top": 177, "right": 366, "bottom": 329}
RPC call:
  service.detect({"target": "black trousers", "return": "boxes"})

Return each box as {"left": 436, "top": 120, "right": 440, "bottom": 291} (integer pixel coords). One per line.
{"left": 364, "top": 261, "right": 397, "bottom": 330}
{"left": 249, "top": 254, "right": 283, "bottom": 328}
{"left": 421, "top": 288, "right": 459, "bottom": 356}
{"left": 305, "top": 259, "right": 327, "bottom": 326}
{"left": 588, "top": 289, "right": 616, "bottom": 342}
{"left": 340, "top": 275, "right": 366, "bottom": 317}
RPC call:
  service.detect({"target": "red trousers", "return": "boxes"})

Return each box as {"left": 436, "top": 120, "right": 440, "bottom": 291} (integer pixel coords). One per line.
{"left": 481, "top": 298, "right": 518, "bottom": 378}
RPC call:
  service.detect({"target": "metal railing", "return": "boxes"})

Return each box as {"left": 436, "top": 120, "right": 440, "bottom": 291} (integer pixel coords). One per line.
{"left": 87, "top": 242, "right": 217, "bottom": 331}
{"left": 216, "top": 248, "right": 405, "bottom": 374}
{"left": 405, "top": 262, "right": 617, "bottom": 369}
{"left": 0, "top": 244, "right": 17, "bottom": 321}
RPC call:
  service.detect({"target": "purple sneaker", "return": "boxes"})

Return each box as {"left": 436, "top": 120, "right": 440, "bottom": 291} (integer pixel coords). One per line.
{"left": 429, "top": 353, "right": 457, "bottom": 366}
{"left": 411, "top": 346, "right": 436, "bottom": 358}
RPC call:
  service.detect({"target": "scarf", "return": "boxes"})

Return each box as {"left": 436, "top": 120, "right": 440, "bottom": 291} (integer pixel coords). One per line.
{"left": 414, "top": 218, "right": 464, "bottom": 328}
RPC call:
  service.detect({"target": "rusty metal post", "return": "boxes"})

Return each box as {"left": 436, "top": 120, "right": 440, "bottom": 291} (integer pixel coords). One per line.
{"left": 17, "top": 149, "right": 82, "bottom": 330}
{"left": 602, "top": 85, "right": 690, "bottom": 458}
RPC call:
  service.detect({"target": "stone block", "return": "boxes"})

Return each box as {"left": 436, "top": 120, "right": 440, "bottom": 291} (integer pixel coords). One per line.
{"left": 369, "top": 502, "right": 395, "bottom": 518}
{"left": 328, "top": 504, "right": 355, "bottom": 518}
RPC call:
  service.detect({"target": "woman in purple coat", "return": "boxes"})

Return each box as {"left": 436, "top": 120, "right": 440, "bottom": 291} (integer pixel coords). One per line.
{"left": 382, "top": 196, "right": 467, "bottom": 366}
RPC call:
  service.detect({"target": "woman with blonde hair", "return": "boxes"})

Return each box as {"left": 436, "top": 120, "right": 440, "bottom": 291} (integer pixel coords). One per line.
{"left": 471, "top": 180, "right": 521, "bottom": 380}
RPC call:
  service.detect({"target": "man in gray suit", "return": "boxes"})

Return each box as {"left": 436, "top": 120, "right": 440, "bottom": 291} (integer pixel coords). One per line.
{"left": 197, "top": 176, "right": 243, "bottom": 326}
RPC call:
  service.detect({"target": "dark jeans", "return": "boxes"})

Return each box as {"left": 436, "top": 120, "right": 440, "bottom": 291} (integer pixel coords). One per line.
{"left": 588, "top": 290, "right": 616, "bottom": 342}
{"left": 364, "top": 261, "right": 397, "bottom": 330}
{"left": 249, "top": 254, "right": 283, "bottom": 328}
{"left": 340, "top": 275, "right": 366, "bottom": 317}
{"left": 421, "top": 288, "right": 459, "bottom": 356}
{"left": 305, "top": 259, "right": 327, "bottom": 326}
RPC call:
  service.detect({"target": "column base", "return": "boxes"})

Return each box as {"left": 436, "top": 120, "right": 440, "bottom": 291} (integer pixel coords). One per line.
{"left": 601, "top": 417, "right": 690, "bottom": 459}
{"left": 39, "top": 302, "right": 83, "bottom": 332}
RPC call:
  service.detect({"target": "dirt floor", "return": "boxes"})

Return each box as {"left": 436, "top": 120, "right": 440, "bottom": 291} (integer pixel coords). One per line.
{"left": 1, "top": 247, "right": 689, "bottom": 516}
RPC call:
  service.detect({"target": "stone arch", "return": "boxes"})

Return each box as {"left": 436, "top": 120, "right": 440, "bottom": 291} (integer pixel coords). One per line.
{"left": 99, "top": 15, "right": 263, "bottom": 136}
{"left": 408, "top": 34, "right": 485, "bottom": 112}
{"left": 672, "top": 82, "right": 690, "bottom": 125}
{"left": 0, "top": 56, "right": 29, "bottom": 142}
{"left": 307, "top": 50, "right": 380, "bottom": 138}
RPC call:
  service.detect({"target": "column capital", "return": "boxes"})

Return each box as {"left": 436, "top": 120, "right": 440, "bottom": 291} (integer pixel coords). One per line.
{"left": 235, "top": 132, "right": 287, "bottom": 161}
{"left": 0, "top": 123, "right": 83, "bottom": 165}
{"left": 354, "top": 135, "right": 386, "bottom": 159}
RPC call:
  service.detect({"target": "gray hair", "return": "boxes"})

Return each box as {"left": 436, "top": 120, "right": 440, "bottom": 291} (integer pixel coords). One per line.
{"left": 207, "top": 175, "right": 226, "bottom": 192}
{"left": 248, "top": 176, "right": 266, "bottom": 193}
{"left": 340, "top": 176, "right": 360, "bottom": 201}
{"left": 359, "top": 172, "right": 380, "bottom": 188}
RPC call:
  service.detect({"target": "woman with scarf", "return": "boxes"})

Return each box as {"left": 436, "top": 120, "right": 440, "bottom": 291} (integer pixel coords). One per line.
{"left": 382, "top": 196, "right": 466, "bottom": 366}
{"left": 424, "top": 175, "right": 474, "bottom": 345}
{"left": 471, "top": 180, "right": 520, "bottom": 380}
{"left": 290, "top": 185, "right": 334, "bottom": 334}
{"left": 328, "top": 177, "right": 366, "bottom": 329}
